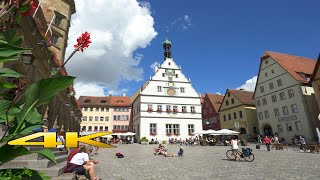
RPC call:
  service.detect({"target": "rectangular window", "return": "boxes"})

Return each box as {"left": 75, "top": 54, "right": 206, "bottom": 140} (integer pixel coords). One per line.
{"left": 113, "top": 115, "right": 117, "bottom": 120}
{"left": 173, "top": 106, "right": 178, "bottom": 112}
{"left": 83, "top": 116, "right": 87, "bottom": 121}
{"left": 94, "top": 126, "right": 98, "bottom": 131}
{"left": 157, "top": 86, "right": 162, "bottom": 92}
{"left": 101, "top": 108, "right": 105, "bottom": 112}
{"left": 288, "top": 89, "right": 295, "bottom": 98}
{"left": 105, "top": 117, "right": 109, "bottom": 121}
{"left": 257, "top": 100, "right": 261, "bottom": 107}
{"left": 88, "top": 126, "right": 92, "bottom": 131}
{"left": 180, "top": 87, "right": 185, "bottom": 93}
{"left": 274, "top": 108, "right": 280, "bottom": 117}
{"left": 100, "top": 116, "right": 104, "bottom": 121}
{"left": 95, "top": 116, "right": 99, "bottom": 121}
{"left": 223, "top": 115, "right": 226, "bottom": 121}
{"left": 258, "top": 112, "right": 263, "bottom": 120}
{"left": 286, "top": 122, "right": 293, "bottom": 132}
{"left": 175, "top": 74, "right": 178, "bottom": 78}
{"left": 271, "top": 69, "right": 275, "bottom": 74}
{"left": 157, "top": 105, "right": 162, "bottom": 111}
{"left": 162, "top": 73, "right": 165, "bottom": 77}
{"left": 231, "top": 98, "right": 234, "bottom": 104}
{"left": 99, "top": 126, "right": 103, "bottom": 131}
{"left": 104, "top": 126, "right": 108, "bottom": 131}
{"left": 265, "top": 72, "right": 268, "bottom": 77}
{"left": 228, "top": 114, "right": 231, "bottom": 120}
{"left": 166, "top": 124, "right": 172, "bottom": 134}
{"left": 150, "top": 123, "right": 157, "bottom": 134}
{"left": 54, "top": 16, "right": 62, "bottom": 26}
{"left": 106, "top": 108, "right": 109, "bottom": 112}
{"left": 173, "top": 124, "right": 180, "bottom": 135}
{"left": 90, "top": 107, "right": 93, "bottom": 111}
{"left": 264, "top": 110, "right": 269, "bottom": 119}
{"left": 188, "top": 124, "right": 194, "bottom": 135}
{"left": 84, "top": 107, "right": 88, "bottom": 111}
{"left": 95, "top": 108, "right": 99, "bottom": 111}
{"left": 277, "top": 79, "right": 282, "bottom": 87}
{"left": 277, "top": 124, "right": 283, "bottom": 133}
{"left": 233, "top": 112, "right": 237, "bottom": 119}
{"left": 265, "top": 59, "right": 269, "bottom": 64}
{"left": 148, "top": 104, "right": 153, "bottom": 111}
{"left": 89, "top": 116, "right": 93, "bottom": 121}
{"left": 260, "top": 86, "right": 264, "bottom": 93}
{"left": 81, "top": 126, "right": 86, "bottom": 131}
{"left": 239, "top": 111, "right": 243, "bottom": 118}
{"left": 262, "top": 98, "right": 267, "bottom": 105}
{"left": 52, "top": 34, "right": 58, "bottom": 46}
{"left": 182, "top": 106, "right": 187, "bottom": 112}
{"left": 280, "top": 92, "right": 286, "bottom": 100}
{"left": 282, "top": 106, "right": 289, "bottom": 115}
{"left": 191, "top": 106, "right": 195, "bottom": 113}
{"left": 226, "top": 100, "right": 229, "bottom": 106}
{"left": 291, "top": 104, "right": 298, "bottom": 113}
{"left": 269, "top": 82, "right": 274, "bottom": 90}
{"left": 272, "top": 95, "right": 277, "bottom": 102}
{"left": 295, "top": 121, "right": 303, "bottom": 131}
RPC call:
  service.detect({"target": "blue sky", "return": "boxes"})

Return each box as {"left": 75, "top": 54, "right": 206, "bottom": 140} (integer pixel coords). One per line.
{"left": 121, "top": 0, "right": 320, "bottom": 95}
{"left": 68, "top": 1, "right": 320, "bottom": 98}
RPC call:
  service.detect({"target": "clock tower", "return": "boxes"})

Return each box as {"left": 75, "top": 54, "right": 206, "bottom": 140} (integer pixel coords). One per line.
{"left": 163, "top": 37, "right": 172, "bottom": 60}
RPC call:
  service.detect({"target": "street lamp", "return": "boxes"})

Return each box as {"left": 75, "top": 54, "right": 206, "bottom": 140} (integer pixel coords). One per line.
{"left": 21, "top": 53, "right": 35, "bottom": 65}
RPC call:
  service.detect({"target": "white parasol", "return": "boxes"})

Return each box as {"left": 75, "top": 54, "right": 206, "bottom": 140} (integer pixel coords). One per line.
{"left": 216, "top": 129, "right": 240, "bottom": 135}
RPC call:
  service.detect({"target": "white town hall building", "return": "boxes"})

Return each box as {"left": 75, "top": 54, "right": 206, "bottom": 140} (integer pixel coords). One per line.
{"left": 131, "top": 37, "right": 203, "bottom": 142}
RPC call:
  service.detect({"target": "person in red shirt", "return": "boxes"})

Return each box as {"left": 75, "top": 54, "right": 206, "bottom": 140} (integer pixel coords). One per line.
{"left": 264, "top": 136, "right": 271, "bottom": 151}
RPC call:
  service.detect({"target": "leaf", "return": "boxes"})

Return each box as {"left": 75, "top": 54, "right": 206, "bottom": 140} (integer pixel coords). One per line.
{"left": 29, "top": 149, "right": 57, "bottom": 165}
{"left": 15, "top": 76, "right": 75, "bottom": 133}
{"left": 0, "top": 30, "right": 24, "bottom": 46}
{"left": 0, "top": 81, "right": 16, "bottom": 89}
{"left": 0, "top": 168, "right": 51, "bottom": 180}
{"left": 0, "top": 100, "right": 12, "bottom": 112}
{"left": 0, "top": 68, "right": 23, "bottom": 78}
{"left": 0, "top": 107, "right": 20, "bottom": 123}
{"left": 0, "top": 54, "right": 21, "bottom": 62}
{"left": 0, "top": 144, "right": 56, "bottom": 166}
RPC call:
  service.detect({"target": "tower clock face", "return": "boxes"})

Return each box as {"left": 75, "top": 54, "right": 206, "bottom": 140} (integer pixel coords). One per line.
{"left": 167, "top": 88, "right": 176, "bottom": 96}
{"left": 168, "top": 82, "right": 174, "bottom": 87}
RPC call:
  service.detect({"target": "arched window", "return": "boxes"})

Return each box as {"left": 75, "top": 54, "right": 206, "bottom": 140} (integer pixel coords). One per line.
{"left": 239, "top": 128, "right": 247, "bottom": 134}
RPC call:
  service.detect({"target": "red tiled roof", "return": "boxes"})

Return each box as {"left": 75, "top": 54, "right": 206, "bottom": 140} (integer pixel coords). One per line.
{"left": 206, "top": 94, "right": 224, "bottom": 111}
{"left": 78, "top": 96, "right": 110, "bottom": 107}
{"left": 109, "top": 96, "right": 131, "bottom": 107}
{"left": 229, "top": 89, "right": 255, "bottom": 105}
{"left": 262, "top": 51, "right": 316, "bottom": 83}
{"left": 200, "top": 94, "right": 205, "bottom": 104}
{"left": 311, "top": 54, "right": 320, "bottom": 82}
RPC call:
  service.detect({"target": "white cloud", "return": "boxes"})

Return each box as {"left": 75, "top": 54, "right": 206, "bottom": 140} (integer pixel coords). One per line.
{"left": 237, "top": 76, "right": 258, "bottom": 91}
{"left": 65, "top": 0, "right": 157, "bottom": 97}
{"left": 107, "top": 89, "right": 128, "bottom": 96}
{"left": 171, "top": 14, "right": 192, "bottom": 31}
{"left": 150, "top": 61, "right": 159, "bottom": 70}
{"left": 216, "top": 92, "right": 222, "bottom": 95}
{"left": 74, "top": 82, "right": 106, "bottom": 98}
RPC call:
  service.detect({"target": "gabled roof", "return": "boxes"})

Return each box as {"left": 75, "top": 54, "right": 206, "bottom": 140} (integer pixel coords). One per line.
{"left": 109, "top": 96, "right": 131, "bottom": 107}
{"left": 78, "top": 96, "right": 110, "bottom": 106}
{"left": 200, "top": 94, "right": 205, "bottom": 104}
{"left": 310, "top": 54, "right": 320, "bottom": 82}
{"left": 229, "top": 89, "right": 255, "bottom": 105}
{"left": 262, "top": 51, "right": 316, "bottom": 83}
{"left": 206, "top": 93, "right": 224, "bottom": 111}
{"left": 130, "top": 81, "right": 149, "bottom": 103}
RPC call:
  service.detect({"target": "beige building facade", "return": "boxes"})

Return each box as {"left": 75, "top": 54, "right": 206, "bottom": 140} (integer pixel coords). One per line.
{"left": 219, "top": 89, "right": 258, "bottom": 139}
{"left": 254, "top": 51, "right": 319, "bottom": 143}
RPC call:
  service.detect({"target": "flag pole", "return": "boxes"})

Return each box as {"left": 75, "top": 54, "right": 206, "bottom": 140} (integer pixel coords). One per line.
{"left": 45, "top": 14, "right": 56, "bottom": 36}
{"left": 32, "top": 0, "right": 42, "bottom": 18}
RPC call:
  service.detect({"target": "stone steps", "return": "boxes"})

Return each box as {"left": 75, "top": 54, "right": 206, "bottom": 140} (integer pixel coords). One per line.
{"left": 1, "top": 154, "right": 68, "bottom": 168}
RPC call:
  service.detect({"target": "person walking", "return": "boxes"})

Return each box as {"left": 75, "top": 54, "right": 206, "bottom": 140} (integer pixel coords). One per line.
{"left": 231, "top": 136, "right": 241, "bottom": 161}
{"left": 257, "top": 134, "right": 262, "bottom": 143}
{"left": 264, "top": 136, "right": 271, "bottom": 151}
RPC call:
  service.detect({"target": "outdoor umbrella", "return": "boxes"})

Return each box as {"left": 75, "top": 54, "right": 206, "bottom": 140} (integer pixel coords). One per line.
{"left": 192, "top": 130, "right": 209, "bottom": 135}
{"left": 123, "top": 132, "right": 136, "bottom": 136}
{"left": 216, "top": 129, "right": 240, "bottom": 135}
{"left": 206, "top": 129, "right": 220, "bottom": 135}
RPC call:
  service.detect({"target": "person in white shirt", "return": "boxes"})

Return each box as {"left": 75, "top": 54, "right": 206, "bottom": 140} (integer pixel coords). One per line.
{"left": 56, "top": 131, "right": 70, "bottom": 154}
{"left": 231, "top": 136, "right": 241, "bottom": 161}
{"left": 66, "top": 146, "right": 100, "bottom": 180}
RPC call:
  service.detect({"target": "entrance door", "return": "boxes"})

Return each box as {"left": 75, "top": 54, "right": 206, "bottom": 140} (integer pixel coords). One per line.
{"left": 263, "top": 124, "right": 272, "bottom": 136}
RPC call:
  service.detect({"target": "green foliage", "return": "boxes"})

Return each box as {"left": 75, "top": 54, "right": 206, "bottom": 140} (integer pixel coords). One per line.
{"left": 0, "top": 68, "right": 23, "bottom": 78}
{"left": 0, "top": 168, "right": 50, "bottom": 180}
{"left": 140, "top": 137, "right": 148, "bottom": 142}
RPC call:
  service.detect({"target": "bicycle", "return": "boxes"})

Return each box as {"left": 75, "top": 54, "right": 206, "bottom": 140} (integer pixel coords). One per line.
{"left": 226, "top": 148, "right": 255, "bottom": 162}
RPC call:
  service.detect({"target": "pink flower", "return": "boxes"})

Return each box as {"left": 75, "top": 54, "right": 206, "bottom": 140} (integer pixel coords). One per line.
{"left": 74, "top": 32, "right": 92, "bottom": 52}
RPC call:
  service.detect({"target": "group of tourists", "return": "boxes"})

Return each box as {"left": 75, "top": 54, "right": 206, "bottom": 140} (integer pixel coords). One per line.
{"left": 168, "top": 137, "right": 200, "bottom": 146}
{"left": 154, "top": 144, "right": 184, "bottom": 157}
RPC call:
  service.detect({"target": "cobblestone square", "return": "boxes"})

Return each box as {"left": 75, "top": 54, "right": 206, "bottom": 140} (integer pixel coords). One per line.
{"left": 92, "top": 144, "right": 320, "bottom": 180}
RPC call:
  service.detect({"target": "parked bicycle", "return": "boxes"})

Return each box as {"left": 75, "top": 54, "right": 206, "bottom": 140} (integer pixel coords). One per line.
{"left": 226, "top": 148, "right": 255, "bottom": 162}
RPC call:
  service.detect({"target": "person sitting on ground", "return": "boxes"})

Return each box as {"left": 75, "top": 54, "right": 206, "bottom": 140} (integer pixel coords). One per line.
{"left": 64, "top": 146, "right": 100, "bottom": 180}
{"left": 154, "top": 144, "right": 162, "bottom": 154}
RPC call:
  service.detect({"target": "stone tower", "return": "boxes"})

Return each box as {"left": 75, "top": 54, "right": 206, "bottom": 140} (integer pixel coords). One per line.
{"left": 40, "top": 0, "right": 76, "bottom": 63}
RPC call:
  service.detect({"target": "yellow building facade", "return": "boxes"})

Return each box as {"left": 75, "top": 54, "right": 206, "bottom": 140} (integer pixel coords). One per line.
{"left": 219, "top": 89, "right": 258, "bottom": 139}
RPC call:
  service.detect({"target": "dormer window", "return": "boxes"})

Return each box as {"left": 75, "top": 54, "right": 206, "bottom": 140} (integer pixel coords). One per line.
{"left": 84, "top": 99, "right": 90, "bottom": 103}
{"left": 117, "top": 100, "right": 124, "bottom": 103}
{"left": 100, "top": 100, "right": 107, "bottom": 104}
{"left": 168, "top": 62, "right": 171, "bottom": 65}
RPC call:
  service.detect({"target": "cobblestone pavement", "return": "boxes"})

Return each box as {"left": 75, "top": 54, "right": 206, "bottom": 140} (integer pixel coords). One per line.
{"left": 91, "top": 143, "right": 320, "bottom": 180}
